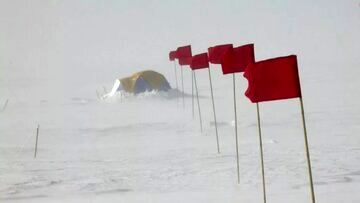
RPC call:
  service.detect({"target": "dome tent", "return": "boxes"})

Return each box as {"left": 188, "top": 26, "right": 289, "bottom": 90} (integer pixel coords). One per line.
{"left": 103, "top": 70, "right": 171, "bottom": 98}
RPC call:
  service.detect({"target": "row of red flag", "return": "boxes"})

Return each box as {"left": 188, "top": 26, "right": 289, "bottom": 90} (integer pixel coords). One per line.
{"left": 168, "top": 44, "right": 316, "bottom": 203}
{"left": 169, "top": 44, "right": 302, "bottom": 102}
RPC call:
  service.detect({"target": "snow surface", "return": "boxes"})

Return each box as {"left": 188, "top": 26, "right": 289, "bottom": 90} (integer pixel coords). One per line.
{"left": 1, "top": 0, "right": 360, "bottom": 202}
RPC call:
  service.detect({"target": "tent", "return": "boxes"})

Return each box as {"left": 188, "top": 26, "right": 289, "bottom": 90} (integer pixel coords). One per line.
{"left": 104, "top": 70, "right": 171, "bottom": 98}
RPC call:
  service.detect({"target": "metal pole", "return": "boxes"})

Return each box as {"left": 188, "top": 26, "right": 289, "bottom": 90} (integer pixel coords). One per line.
{"left": 193, "top": 71, "right": 203, "bottom": 132}
{"left": 300, "top": 97, "right": 316, "bottom": 203}
{"left": 2, "top": 99, "right": 9, "bottom": 112}
{"left": 256, "top": 103, "right": 267, "bottom": 203}
{"left": 192, "top": 69, "right": 194, "bottom": 118}
{"left": 34, "top": 125, "right": 40, "bottom": 158}
{"left": 233, "top": 73, "right": 240, "bottom": 183}
{"left": 181, "top": 65, "right": 185, "bottom": 108}
{"left": 208, "top": 68, "right": 220, "bottom": 153}
{"left": 174, "top": 61, "right": 179, "bottom": 104}
{"left": 173, "top": 61, "right": 179, "bottom": 90}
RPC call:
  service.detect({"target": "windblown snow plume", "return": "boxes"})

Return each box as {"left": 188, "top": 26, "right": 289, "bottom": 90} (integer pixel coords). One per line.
{"left": 101, "top": 88, "right": 182, "bottom": 102}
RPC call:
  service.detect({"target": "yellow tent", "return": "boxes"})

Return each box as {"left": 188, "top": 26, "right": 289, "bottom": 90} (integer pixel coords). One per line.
{"left": 119, "top": 70, "right": 171, "bottom": 94}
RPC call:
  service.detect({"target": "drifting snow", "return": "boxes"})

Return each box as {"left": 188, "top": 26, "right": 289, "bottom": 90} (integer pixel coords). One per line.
{"left": 101, "top": 89, "right": 183, "bottom": 102}
{"left": 1, "top": 1, "right": 360, "bottom": 202}
{"left": 1, "top": 77, "right": 360, "bottom": 202}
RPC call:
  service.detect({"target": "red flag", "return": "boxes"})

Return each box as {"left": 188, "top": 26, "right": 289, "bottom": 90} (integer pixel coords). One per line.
{"left": 208, "top": 44, "right": 233, "bottom": 64}
{"left": 244, "top": 55, "right": 302, "bottom": 103}
{"left": 221, "top": 44, "right": 255, "bottom": 74}
{"left": 176, "top": 45, "right": 192, "bottom": 59}
{"left": 176, "top": 45, "right": 192, "bottom": 66}
{"left": 190, "top": 53, "right": 209, "bottom": 70}
{"left": 169, "top": 51, "right": 177, "bottom": 61}
{"left": 178, "top": 57, "right": 192, "bottom": 66}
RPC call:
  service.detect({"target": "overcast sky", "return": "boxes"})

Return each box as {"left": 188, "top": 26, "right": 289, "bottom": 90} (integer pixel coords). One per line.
{"left": 1, "top": 0, "right": 359, "bottom": 97}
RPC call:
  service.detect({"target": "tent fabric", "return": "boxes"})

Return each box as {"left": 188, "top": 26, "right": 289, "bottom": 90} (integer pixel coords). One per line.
{"left": 119, "top": 70, "right": 171, "bottom": 93}
{"left": 134, "top": 77, "right": 152, "bottom": 94}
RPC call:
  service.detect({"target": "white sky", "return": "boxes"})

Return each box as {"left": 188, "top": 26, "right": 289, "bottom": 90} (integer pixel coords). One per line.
{"left": 0, "top": 0, "right": 359, "bottom": 97}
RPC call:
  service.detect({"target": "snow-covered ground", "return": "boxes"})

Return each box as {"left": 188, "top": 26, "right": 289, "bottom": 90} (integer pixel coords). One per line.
{"left": 1, "top": 0, "right": 360, "bottom": 202}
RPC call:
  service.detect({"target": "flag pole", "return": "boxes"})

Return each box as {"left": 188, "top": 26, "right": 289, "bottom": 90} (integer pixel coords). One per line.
{"left": 208, "top": 68, "right": 220, "bottom": 153}
{"left": 173, "top": 61, "right": 179, "bottom": 93}
{"left": 232, "top": 73, "right": 240, "bottom": 183}
{"left": 300, "top": 97, "right": 316, "bottom": 203}
{"left": 256, "top": 103, "right": 267, "bottom": 203}
{"left": 192, "top": 69, "right": 194, "bottom": 118}
{"left": 193, "top": 71, "right": 203, "bottom": 132}
{"left": 34, "top": 124, "right": 40, "bottom": 158}
{"left": 174, "top": 61, "right": 179, "bottom": 90}
{"left": 2, "top": 99, "right": 9, "bottom": 112}
{"left": 181, "top": 65, "right": 185, "bottom": 108}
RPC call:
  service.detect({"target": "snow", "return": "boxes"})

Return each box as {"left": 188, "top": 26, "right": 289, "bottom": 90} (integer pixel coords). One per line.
{"left": 1, "top": 0, "right": 360, "bottom": 202}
